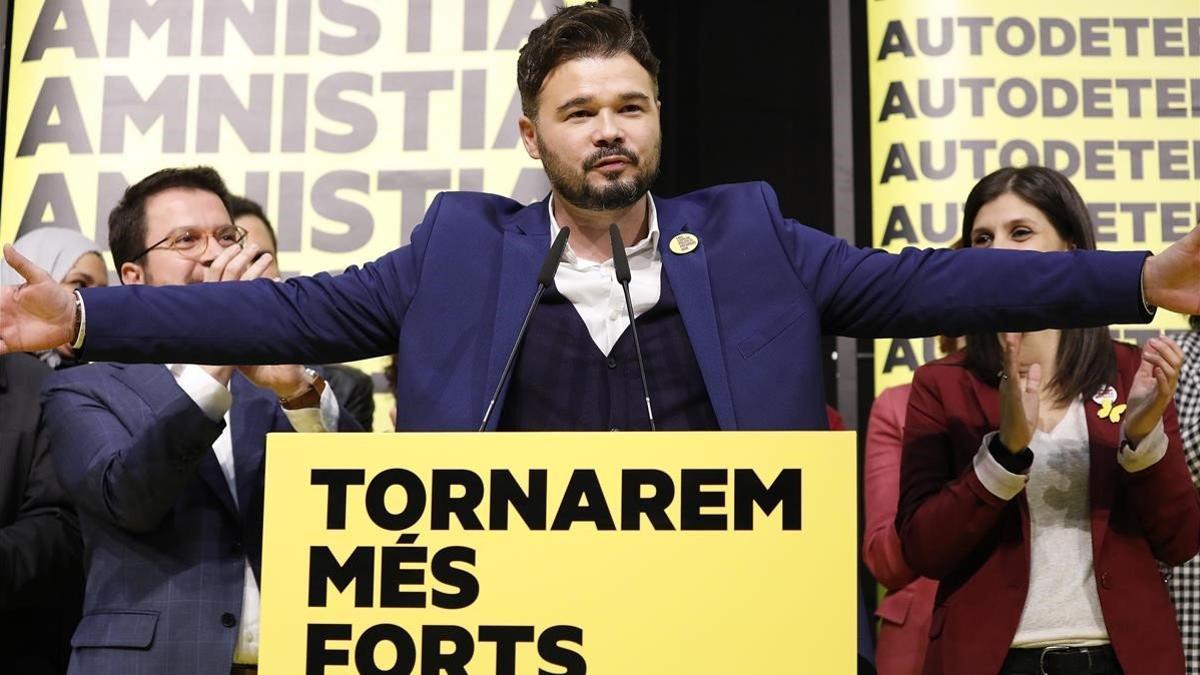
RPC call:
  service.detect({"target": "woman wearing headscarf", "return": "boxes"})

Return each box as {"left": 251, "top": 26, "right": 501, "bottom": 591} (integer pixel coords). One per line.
{"left": 0, "top": 227, "right": 106, "bottom": 673}
{"left": 0, "top": 227, "right": 108, "bottom": 369}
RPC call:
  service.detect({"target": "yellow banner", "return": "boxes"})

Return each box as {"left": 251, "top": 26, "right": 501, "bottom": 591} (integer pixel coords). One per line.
{"left": 2, "top": 1, "right": 566, "bottom": 428}
{"left": 260, "top": 431, "right": 856, "bottom": 674}
{"left": 868, "top": 1, "right": 1200, "bottom": 393}
{"left": 2, "top": 0, "right": 555, "bottom": 275}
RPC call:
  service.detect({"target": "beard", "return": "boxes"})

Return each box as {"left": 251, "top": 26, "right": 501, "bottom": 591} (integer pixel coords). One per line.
{"left": 538, "top": 137, "right": 661, "bottom": 212}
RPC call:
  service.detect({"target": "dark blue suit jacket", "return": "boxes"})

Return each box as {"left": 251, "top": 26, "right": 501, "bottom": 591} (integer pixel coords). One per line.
{"left": 78, "top": 182, "right": 1152, "bottom": 431}
{"left": 41, "top": 363, "right": 356, "bottom": 675}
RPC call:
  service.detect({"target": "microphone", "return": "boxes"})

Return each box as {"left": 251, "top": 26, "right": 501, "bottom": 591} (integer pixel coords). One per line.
{"left": 609, "top": 223, "right": 656, "bottom": 431}
{"left": 478, "top": 227, "right": 571, "bottom": 431}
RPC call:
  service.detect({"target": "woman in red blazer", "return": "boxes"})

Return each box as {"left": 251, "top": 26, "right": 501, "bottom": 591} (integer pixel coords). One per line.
{"left": 896, "top": 166, "right": 1200, "bottom": 675}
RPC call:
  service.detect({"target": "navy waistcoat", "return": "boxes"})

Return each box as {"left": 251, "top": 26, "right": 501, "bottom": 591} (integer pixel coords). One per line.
{"left": 498, "top": 271, "right": 719, "bottom": 431}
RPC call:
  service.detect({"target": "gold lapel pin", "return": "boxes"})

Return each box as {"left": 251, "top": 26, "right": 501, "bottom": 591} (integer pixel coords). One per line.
{"left": 669, "top": 233, "right": 699, "bottom": 255}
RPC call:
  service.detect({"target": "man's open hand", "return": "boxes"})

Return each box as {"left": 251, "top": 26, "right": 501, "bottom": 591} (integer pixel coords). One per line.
{"left": 0, "top": 244, "right": 76, "bottom": 354}
{"left": 1142, "top": 224, "right": 1200, "bottom": 316}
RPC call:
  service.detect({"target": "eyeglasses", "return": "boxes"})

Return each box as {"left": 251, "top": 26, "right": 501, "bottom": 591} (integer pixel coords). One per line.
{"left": 129, "top": 224, "right": 248, "bottom": 262}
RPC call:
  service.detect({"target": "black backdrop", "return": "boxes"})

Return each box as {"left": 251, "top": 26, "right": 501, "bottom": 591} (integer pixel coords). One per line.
{"left": 633, "top": 2, "right": 834, "bottom": 228}
{"left": 632, "top": 0, "right": 871, "bottom": 413}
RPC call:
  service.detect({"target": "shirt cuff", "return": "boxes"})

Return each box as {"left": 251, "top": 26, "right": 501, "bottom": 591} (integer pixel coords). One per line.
{"left": 169, "top": 364, "right": 233, "bottom": 422}
{"left": 71, "top": 290, "right": 86, "bottom": 350}
{"left": 974, "top": 431, "right": 1029, "bottom": 500}
{"left": 1118, "top": 418, "right": 1168, "bottom": 473}
{"left": 281, "top": 382, "right": 340, "bottom": 432}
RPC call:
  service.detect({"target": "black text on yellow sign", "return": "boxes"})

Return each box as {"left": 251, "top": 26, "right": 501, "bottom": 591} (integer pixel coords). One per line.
{"left": 867, "top": 2, "right": 1199, "bottom": 393}
{"left": 3, "top": 1, "right": 552, "bottom": 271}
{"left": 304, "top": 466, "right": 802, "bottom": 674}
{"left": 260, "top": 432, "right": 856, "bottom": 674}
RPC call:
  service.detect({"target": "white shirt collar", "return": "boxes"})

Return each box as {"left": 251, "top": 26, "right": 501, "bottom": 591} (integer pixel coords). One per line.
{"left": 547, "top": 193, "right": 660, "bottom": 264}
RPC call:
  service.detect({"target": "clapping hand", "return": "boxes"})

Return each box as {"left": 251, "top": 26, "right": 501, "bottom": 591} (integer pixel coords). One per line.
{"left": 200, "top": 243, "right": 308, "bottom": 398}
{"left": 204, "top": 241, "right": 274, "bottom": 284}
{"left": 998, "top": 333, "right": 1042, "bottom": 453}
{"left": 1123, "top": 337, "right": 1183, "bottom": 446}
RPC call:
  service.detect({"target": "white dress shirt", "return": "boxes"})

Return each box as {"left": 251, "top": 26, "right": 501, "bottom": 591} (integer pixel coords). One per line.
{"left": 168, "top": 363, "right": 339, "bottom": 665}
{"left": 548, "top": 195, "right": 661, "bottom": 355}
{"left": 972, "top": 398, "right": 1168, "bottom": 648}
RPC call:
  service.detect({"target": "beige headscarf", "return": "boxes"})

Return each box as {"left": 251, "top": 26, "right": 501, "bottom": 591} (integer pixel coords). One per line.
{"left": 1, "top": 228, "right": 105, "bottom": 368}
{"left": 0, "top": 227, "right": 103, "bottom": 285}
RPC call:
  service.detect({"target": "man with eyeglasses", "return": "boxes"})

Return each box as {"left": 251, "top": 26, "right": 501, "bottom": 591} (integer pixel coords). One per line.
{"left": 36, "top": 167, "right": 360, "bottom": 675}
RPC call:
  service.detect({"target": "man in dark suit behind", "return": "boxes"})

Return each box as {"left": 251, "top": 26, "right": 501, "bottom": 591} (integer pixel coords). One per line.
{"left": 0, "top": 352, "right": 82, "bottom": 674}
{"left": 40, "top": 168, "right": 359, "bottom": 675}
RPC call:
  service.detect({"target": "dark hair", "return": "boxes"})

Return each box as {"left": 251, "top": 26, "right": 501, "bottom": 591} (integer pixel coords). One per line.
{"left": 516, "top": 2, "right": 659, "bottom": 119}
{"left": 108, "top": 166, "right": 233, "bottom": 269}
{"left": 228, "top": 194, "right": 277, "bottom": 252}
{"left": 960, "top": 166, "right": 1115, "bottom": 404}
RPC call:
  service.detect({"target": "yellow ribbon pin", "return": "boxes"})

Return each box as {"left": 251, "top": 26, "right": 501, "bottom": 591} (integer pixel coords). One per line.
{"left": 1097, "top": 399, "right": 1127, "bottom": 423}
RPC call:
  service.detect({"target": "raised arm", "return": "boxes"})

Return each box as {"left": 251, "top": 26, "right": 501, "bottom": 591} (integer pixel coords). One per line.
{"left": 0, "top": 193, "right": 445, "bottom": 364}
{"left": 41, "top": 368, "right": 226, "bottom": 533}
{"left": 760, "top": 181, "right": 1166, "bottom": 337}
{"left": 896, "top": 366, "right": 1014, "bottom": 580}
{"left": 1117, "top": 337, "right": 1200, "bottom": 565}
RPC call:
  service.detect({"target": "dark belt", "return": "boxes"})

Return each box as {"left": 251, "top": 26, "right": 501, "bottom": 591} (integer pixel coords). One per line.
{"left": 1001, "top": 645, "right": 1122, "bottom": 675}
{"left": 230, "top": 666, "right": 257, "bottom": 675}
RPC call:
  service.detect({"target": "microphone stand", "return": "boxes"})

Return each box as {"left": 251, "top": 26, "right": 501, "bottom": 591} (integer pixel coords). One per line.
{"left": 478, "top": 227, "right": 571, "bottom": 431}
{"left": 610, "top": 223, "right": 656, "bottom": 431}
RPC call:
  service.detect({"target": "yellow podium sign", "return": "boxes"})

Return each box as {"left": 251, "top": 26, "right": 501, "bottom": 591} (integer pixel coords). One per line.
{"left": 260, "top": 432, "right": 855, "bottom": 674}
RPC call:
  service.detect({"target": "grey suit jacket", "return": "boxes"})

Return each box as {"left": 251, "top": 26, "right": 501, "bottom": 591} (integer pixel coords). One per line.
{"left": 41, "top": 363, "right": 358, "bottom": 675}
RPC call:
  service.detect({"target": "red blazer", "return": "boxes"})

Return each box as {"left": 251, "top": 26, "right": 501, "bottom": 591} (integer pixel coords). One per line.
{"left": 897, "top": 345, "right": 1200, "bottom": 675}
{"left": 863, "top": 384, "right": 937, "bottom": 675}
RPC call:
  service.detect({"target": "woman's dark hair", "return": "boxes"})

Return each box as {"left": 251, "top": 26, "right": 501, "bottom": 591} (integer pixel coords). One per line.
{"left": 516, "top": 3, "right": 659, "bottom": 119}
{"left": 960, "top": 166, "right": 1115, "bottom": 404}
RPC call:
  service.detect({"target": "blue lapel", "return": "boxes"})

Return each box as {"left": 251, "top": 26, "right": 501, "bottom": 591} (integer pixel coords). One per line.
{"left": 230, "top": 374, "right": 270, "bottom": 581}
{"left": 230, "top": 375, "right": 269, "bottom": 524}
{"left": 481, "top": 197, "right": 552, "bottom": 430}
{"left": 656, "top": 197, "right": 737, "bottom": 429}
{"left": 112, "top": 364, "right": 239, "bottom": 518}
{"left": 195, "top": 440, "right": 239, "bottom": 521}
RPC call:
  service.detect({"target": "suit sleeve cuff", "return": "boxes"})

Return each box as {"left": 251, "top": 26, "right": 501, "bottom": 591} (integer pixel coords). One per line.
{"left": 282, "top": 383, "right": 340, "bottom": 432}
{"left": 974, "top": 432, "right": 1029, "bottom": 500}
{"left": 71, "top": 290, "right": 86, "bottom": 350}
{"left": 169, "top": 364, "right": 232, "bottom": 421}
{"left": 1118, "top": 419, "right": 1168, "bottom": 473}
{"left": 1139, "top": 254, "right": 1157, "bottom": 320}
